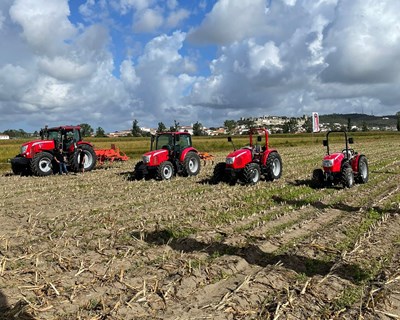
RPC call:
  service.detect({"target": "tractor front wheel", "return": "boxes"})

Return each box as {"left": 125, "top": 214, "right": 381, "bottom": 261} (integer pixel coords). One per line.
{"left": 356, "top": 156, "right": 368, "bottom": 184}
{"left": 265, "top": 152, "right": 282, "bottom": 181}
{"left": 341, "top": 163, "right": 354, "bottom": 188}
{"left": 311, "top": 168, "right": 325, "bottom": 188}
{"left": 30, "top": 152, "right": 54, "bottom": 176}
{"left": 134, "top": 161, "right": 145, "bottom": 180}
{"left": 157, "top": 161, "right": 174, "bottom": 180}
{"left": 243, "top": 163, "right": 261, "bottom": 185}
{"left": 183, "top": 152, "right": 201, "bottom": 176}
{"left": 212, "top": 162, "right": 227, "bottom": 184}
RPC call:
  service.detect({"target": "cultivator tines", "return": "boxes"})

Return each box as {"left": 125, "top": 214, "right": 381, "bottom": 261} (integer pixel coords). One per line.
{"left": 95, "top": 144, "right": 129, "bottom": 165}
{"left": 198, "top": 152, "right": 214, "bottom": 165}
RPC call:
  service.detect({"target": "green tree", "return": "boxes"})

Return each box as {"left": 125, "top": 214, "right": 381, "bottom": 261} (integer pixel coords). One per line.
{"left": 302, "top": 117, "right": 313, "bottom": 133}
{"left": 157, "top": 122, "right": 167, "bottom": 133}
{"left": 347, "top": 118, "right": 352, "bottom": 132}
{"left": 193, "top": 121, "right": 203, "bottom": 136}
{"left": 361, "top": 122, "right": 369, "bottom": 132}
{"left": 95, "top": 127, "right": 107, "bottom": 137}
{"left": 169, "top": 120, "right": 180, "bottom": 132}
{"left": 283, "top": 118, "right": 298, "bottom": 133}
{"left": 224, "top": 120, "right": 237, "bottom": 134}
{"left": 131, "top": 119, "right": 142, "bottom": 137}
{"left": 79, "top": 123, "right": 94, "bottom": 137}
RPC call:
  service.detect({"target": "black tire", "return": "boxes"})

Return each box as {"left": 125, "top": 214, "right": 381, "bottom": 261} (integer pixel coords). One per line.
{"left": 134, "top": 161, "right": 146, "bottom": 180}
{"left": 69, "top": 144, "right": 97, "bottom": 172}
{"left": 30, "top": 152, "right": 54, "bottom": 176}
{"left": 355, "top": 156, "right": 368, "bottom": 184}
{"left": 341, "top": 163, "right": 354, "bottom": 188}
{"left": 311, "top": 168, "right": 325, "bottom": 188}
{"left": 212, "top": 162, "right": 227, "bottom": 184}
{"left": 265, "top": 152, "right": 282, "bottom": 181}
{"left": 182, "top": 152, "right": 201, "bottom": 177}
{"left": 243, "top": 162, "right": 261, "bottom": 185}
{"left": 157, "top": 161, "right": 174, "bottom": 180}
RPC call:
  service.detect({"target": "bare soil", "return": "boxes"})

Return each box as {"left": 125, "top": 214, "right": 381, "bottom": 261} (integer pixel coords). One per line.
{"left": 0, "top": 138, "right": 399, "bottom": 319}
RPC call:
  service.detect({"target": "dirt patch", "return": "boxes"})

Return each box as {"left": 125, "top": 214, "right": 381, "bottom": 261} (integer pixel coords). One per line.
{"left": 0, "top": 139, "right": 399, "bottom": 319}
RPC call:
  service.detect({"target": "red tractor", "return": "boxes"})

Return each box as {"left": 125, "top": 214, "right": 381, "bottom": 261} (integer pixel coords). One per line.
{"left": 212, "top": 128, "right": 282, "bottom": 185}
{"left": 11, "top": 125, "right": 96, "bottom": 176}
{"left": 311, "top": 130, "right": 368, "bottom": 188}
{"left": 134, "top": 132, "right": 201, "bottom": 180}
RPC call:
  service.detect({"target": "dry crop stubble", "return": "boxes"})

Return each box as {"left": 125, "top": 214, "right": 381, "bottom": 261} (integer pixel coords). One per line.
{"left": 0, "top": 134, "right": 399, "bottom": 319}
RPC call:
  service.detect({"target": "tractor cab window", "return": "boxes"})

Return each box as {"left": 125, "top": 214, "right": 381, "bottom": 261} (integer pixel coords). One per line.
{"left": 64, "top": 131, "right": 76, "bottom": 150}
{"left": 176, "top": 134, "right": 191, "bottom": 149}
{"left": 156, "top": 134, "right": 173, "bottom": 149}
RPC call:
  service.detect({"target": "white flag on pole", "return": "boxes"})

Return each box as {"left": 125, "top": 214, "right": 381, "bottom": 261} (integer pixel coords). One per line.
{"left": 312, "top": 112, "right": 320, "bottom": 133}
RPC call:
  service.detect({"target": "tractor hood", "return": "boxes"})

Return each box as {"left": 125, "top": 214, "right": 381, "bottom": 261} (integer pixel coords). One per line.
{"left": 322, "top": 152, "right": 344, "bottom": 172}
{"left": 20, "top": 139, "right": 56, "bottom": 158}
{"left": 142, "top": 149, "right": 169, "bottom": 166}
{"left": 225, "top": 148, "right": 253, "bottom": 169}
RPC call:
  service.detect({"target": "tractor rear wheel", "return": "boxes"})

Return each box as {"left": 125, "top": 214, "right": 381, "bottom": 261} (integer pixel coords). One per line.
{"left": 69, "top": 144, "right": 97, "bottom": 172}
{"left": 355, "top": 156, "right": 368, "bottom": 184}
{"left": 30, "top": 152, "right": 53, "bottom": 176}
{"left": 243, "top": 163, "right": 261, "bottom": 185}
{"left": 265, "top": 152, "right": 282, "bottom": 181}
{"left": 311, "top": 168, "right": 325, "bottom": 188}
{"left": 341, "top": 163, "right": 354, "bottom": 188}
{"left": 183, "top": 152, "right": 201, "bottom": 176}
{"left": 157, "top": 161, "right": 174, "bottom": 180}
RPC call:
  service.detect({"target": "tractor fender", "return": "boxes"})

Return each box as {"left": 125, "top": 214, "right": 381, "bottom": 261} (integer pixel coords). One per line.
{"left": 179, "top": 147, "right": 198, "bottom": 163}
{"left": 261, "top": 148, "right": 278, "bottom": 165}
{"left": 351, "top": 153, "right": 365, "bottom": 172}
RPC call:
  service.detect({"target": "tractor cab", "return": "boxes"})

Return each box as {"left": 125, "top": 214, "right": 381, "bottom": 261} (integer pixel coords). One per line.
{"left": 40, "top": 126, "right": 81, "bottom": 152}
{"left": 153, "top": 132, "right": 192, "bottom": 157}
{"left": 136, "top": 132, "right": 201, "bottom": 180}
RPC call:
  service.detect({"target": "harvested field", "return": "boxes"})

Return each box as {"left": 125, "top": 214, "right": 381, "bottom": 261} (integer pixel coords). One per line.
{"left": 0, "top": 134, "right": 399, "bottom": 319}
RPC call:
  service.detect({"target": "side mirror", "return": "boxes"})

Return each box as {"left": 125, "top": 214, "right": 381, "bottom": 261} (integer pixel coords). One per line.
{"left": 348, "top": 137, "right": 354, "bottom": 144}
{"left": 323, "top": 139, "right": 328, "bottom": 147}
{"left": 257, "top": 136, "right": 262, "bottom": 142}
{"left": 228, "top": 137, "right": 232, "bottom": 142}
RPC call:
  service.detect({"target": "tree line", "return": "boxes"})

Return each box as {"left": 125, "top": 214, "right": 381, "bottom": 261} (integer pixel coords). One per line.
{"left": 2, "top": 113, "right": 400, "bottom": 138}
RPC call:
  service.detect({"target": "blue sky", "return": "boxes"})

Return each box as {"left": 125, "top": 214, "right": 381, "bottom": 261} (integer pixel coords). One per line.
{"left": 1, "top": 0, "right": 400, "bottom": 132}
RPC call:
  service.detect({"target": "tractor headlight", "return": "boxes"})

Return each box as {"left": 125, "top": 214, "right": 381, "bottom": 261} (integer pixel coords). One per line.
{"left": 322, "top": 159, "right": 334, "bottom": 167}
{"left": 226, "top": 157, "right": 235, "bottom": 165}
{"left": 143, "top": 155, "right": 151, "bottom": 164}
{"left": 21, "top": 145, "right": 28, "bottom": 155}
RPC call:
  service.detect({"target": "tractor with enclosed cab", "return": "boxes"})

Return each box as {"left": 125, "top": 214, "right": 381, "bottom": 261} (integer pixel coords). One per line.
{"left": 11, "top": 125, "right": 96, "bottom": 176}
{"left": 212, "top": 128, "right": 282, "bottom": 185}
{"left": 134, "top": 132, "right": 201, "bottom": 180}
{"left": 311, "top": 130, "right": 368, "bottom": 188}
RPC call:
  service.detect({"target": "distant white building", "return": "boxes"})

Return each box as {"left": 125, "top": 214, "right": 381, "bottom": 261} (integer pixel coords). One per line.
{"left": 0, "top": 135, "right": 9, "bottom": 140}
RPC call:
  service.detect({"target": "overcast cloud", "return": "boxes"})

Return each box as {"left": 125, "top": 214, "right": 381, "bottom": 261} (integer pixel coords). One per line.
{"left": 0, "top": 0, "right": 399, "bottom": 132}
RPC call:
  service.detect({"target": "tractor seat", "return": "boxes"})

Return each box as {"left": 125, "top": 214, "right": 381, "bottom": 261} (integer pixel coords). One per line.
{"left": 342, "top": 149, "right": 354, "bottom": 159}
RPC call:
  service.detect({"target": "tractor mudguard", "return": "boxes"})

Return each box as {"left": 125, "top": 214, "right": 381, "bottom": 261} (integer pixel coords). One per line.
{"left": 351, "top": 154, "right": 362, "bottom": 172}
{"left": 261, "top": 148, "right": 278, "bottom": 165}
{"left": 179, "top": 147, "right": 198, "bottom": 163}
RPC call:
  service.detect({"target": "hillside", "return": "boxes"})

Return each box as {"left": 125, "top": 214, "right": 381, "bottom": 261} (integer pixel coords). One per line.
{"left": 319, "top": 113, "right": 398, "bottom": 128}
